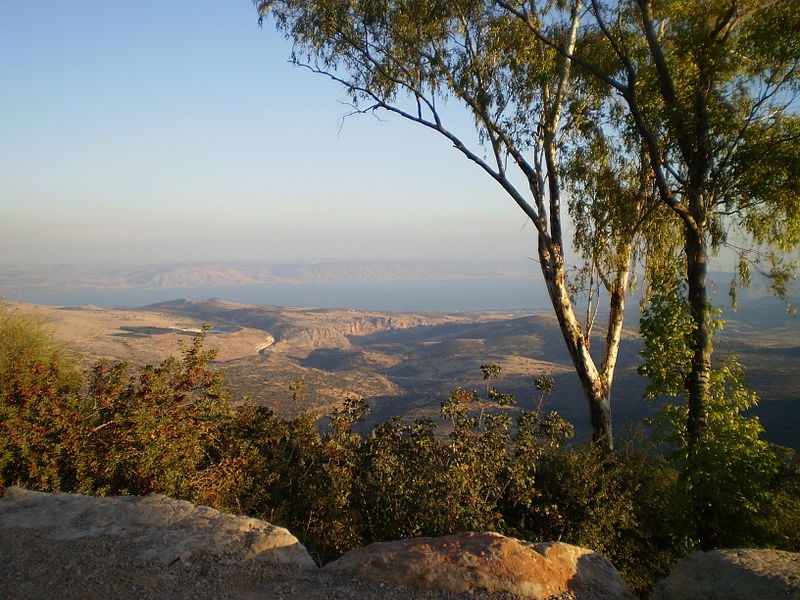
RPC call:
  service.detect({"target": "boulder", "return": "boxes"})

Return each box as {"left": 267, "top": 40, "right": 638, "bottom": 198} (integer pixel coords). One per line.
{"left": 650, "top": 549, "right": 800, "bottom": 600}
{"left": 0, "top": 486, "right": 315, "bottom": 568}
{"left": 324, "top": 531, "right": 633, "bottom": 599}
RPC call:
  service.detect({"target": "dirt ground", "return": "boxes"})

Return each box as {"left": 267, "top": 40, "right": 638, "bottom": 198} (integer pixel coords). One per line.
{"left": 0, "top": 527, "right": 553, "bottom": 600}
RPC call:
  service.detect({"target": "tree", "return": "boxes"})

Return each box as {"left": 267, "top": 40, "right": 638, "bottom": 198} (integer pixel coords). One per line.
{"left": 638, "top": 277, "right": 782, "bottom": 549}
{"left": 497, "top": 0, "right": 800, "bottom": 451}
{"left": 256, "top": 0, "right": 662, "bottom": 449}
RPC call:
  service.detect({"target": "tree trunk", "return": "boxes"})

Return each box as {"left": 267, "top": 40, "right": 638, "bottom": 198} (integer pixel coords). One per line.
{"left": 684, "top": 220, "right": 711, "bottom": 449}
{"left": 588, "top": 389, "right": 613, "bottom": 448}
{"left": 684, "top": 222, "right": 716, "bottom": 550}
{"left": 538, "top": 238, "right": 614, "bottom": 451}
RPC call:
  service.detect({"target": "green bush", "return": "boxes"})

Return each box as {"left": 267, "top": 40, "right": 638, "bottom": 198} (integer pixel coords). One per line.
{"left": 763, "top": 448, "right": 800, "bottom": 551}
{"left": 1, "top": 315, "right": 798, "bottom": 596}
{"left": 0, "top": 315, "right": 231, "bottom": 499}
{"left": 639, "top": 284, "right": 788, "bottom": 551}
{"left": 645, "top": 354, "right": 784, "bottom": 550}
{"left": 0, "top": 312, "right": 85, "bottom": 491}
{"left": 80, "top": 329, "right": 232, "bottom": 498}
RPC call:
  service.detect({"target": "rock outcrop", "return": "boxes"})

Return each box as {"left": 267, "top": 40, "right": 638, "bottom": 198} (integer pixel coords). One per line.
{"left": 0, "top": 486, "right": 315, "bottom": 568}
{"left": 650, "top": 548, "right": 800, "bottom": 600}
{"left": 269, "top": 314, "right": 435, "bottom": 355}
{"left": 325, "top": 531, "right": 634, "bottom": 600}
{"left": 15, "top": 487, "right": 798, "bottom": 600}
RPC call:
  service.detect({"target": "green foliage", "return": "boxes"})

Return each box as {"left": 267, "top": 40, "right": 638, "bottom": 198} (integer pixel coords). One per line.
{"left": 510, "top": 440, "right": 680, "bottom": 594}
{"left": 0, "top": 312, "right": 85, "bottom": 492}
{"left": 533, "top": 374, "right": 555, "bottom": 394}
{"left": 532, "top": 373, "right": 556, "bottom": 410}
{"left": 653, "top": 357, "right": 781, "bottom": 549}
{"left": 763, "top": 449, "right": 800, "bottom": 551}
{"left": 0, "top": 311, "right": 80, "bottom": 395}
{"left": 0, "top": 317, "right": 231, "bottom": 499}
{"left": 639, "top": 285, "right": 785, "bottom": 549}
{"left": 2, "top": 316, "right": 798, "bottom": 596}
{"left": 356, "top": 417, "right": 444, "bottom": 541}
{"left": 638, "top": 280, "right": 697, "bottom": 398}
{"left": 288, "top": 376, "right": 305, "bottom": 411}
{"left": 80, "top": 327, "right": 232, "bottom": 498}
{"left": 194, "top": 399, "right": 368, "bottom": 563}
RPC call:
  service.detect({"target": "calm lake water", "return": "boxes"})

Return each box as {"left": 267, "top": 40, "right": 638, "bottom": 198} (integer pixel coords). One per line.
{"left": 9, "top": 277, "right": 552, "bottom": 313}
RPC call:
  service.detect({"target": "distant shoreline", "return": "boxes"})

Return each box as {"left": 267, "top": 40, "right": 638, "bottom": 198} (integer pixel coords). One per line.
{"left": 0, "top": 260, "right": 538, "bottom": 293}
{"left": 2, "top": 277, "right": 552, "bottom": 313}
{"left": 1, "top": 260, "right": 793, "bottom": 316}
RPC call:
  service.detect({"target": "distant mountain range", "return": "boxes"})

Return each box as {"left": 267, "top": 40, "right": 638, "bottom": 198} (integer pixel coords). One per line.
{"left": 0, "top": 261, "right": 536, "bottom": 293}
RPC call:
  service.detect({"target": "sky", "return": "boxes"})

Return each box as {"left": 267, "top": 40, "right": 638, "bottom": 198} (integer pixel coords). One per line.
{"left": 0, "top": 0, "right": 540, "bottom": 265}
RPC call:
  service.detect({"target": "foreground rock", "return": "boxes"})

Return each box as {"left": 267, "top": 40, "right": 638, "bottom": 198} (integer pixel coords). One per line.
{"left": 325, "top": 531, "right": 633, "bottom": 599}
{"left": 0, "top": 528, "right": 528, "bottom": 600}
{"left": 1, "top": 487, "right": 532, "bottom": 600}
{"left": 650, "top": 549, "right": 800, "bottom": 600}
{"left": 0, "top": 486, "right": 315, "bottom": 568}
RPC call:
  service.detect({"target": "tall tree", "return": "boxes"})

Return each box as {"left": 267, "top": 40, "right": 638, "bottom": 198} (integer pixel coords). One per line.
{"left": 500, "top": 0, "right": 799, "bottom": 448}
{"left": 256, "top": 0, "right": 660, "bottom": 449}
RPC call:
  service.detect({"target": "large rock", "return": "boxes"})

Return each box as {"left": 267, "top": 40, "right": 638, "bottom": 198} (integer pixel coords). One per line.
{"left": 324, "top": 531, "right": 633, "bottom": 599}
{"left": 650, "top": 549, "right": 800, "bottom": 600}
{"left": 0, "top": 486, "right": 315, "bottom": 568}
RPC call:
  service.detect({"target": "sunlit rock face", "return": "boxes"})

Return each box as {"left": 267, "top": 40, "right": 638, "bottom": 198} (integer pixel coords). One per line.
{"left": 325, "top": 531, "right": 634, "bottom": 600}
{"left": 0, "top": 486, "right": 315, "bottom": 568}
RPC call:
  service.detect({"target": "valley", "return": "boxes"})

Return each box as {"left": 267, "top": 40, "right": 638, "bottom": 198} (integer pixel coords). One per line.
{"left": 4, "top": 297, "right": 798, "bottom": 449}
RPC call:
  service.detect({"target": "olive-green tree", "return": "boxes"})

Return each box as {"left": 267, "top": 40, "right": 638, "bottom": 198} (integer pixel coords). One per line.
{"left": 255, "top": 0, "right": 663, "bottom": 449}
{"left": 639, "top": 278, "right": 782, "bottom": 550}
{"left": 497, "top": 0, "right": 800, "bottom": 452}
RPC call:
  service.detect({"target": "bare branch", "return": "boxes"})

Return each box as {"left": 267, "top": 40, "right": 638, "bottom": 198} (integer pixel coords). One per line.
{"left": 293, "top": 60, "right": 551, "bottom": 239}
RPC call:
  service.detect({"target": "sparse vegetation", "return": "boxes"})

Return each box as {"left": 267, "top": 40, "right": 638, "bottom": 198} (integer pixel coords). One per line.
{"left": 1, "top": 315, "right": 798, "bottom": 597}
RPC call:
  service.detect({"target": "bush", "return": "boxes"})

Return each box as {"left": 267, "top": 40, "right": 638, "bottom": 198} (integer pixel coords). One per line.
{"left": 1, "top": 316, "right": 798, "bottom": 595}
{"left": 80, "top": 329, "right": 232, "bottom": 498}
{"left": 0, "top": 315, "right": 232, "bottom": 499}
{"left": 650, "top": 357, "right": 782, "bottom": 549}
{"left": 0, "top": 312, "right": 85, "bottom": 491}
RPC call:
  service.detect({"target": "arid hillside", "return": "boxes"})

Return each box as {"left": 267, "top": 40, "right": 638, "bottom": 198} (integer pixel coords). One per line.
{"left": 3, "top": 298, "right": 797, "bottom": 448}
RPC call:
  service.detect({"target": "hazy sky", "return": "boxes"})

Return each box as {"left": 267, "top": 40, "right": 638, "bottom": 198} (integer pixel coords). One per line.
{"left": 0, "top": 0, "right": 542, "bottom": 265}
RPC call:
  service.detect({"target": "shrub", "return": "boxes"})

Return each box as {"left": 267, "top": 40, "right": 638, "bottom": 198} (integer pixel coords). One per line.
{"left": 2, "top": 315, "right": 797, "bottom": 595}
{"left": 80, "top": 328, "right": 232, "bottom": 498}
{"left": 0, "top": 312, "right": 85, "bottom": 491}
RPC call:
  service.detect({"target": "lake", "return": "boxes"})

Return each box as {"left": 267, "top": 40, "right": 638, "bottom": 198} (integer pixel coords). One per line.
{"left": 8, "top": 277, "right": 553, "bottom": 313}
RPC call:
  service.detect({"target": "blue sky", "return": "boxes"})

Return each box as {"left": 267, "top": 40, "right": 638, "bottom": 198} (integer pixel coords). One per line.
{"left": 0, "top": 0, "right": 538, "bottom": 265}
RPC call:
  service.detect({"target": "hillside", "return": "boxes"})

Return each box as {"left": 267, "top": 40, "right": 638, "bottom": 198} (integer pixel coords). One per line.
{"left": 5, "top": 298, "right": 797, "bottom": 449}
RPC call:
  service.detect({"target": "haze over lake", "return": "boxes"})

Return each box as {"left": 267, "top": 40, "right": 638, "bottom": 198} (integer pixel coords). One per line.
{"left": 7, "top": 277, "right": 551, "bottom": 313}
{"left": 2, "top": 261, "right": 793, "bottom": 317}
{"left": 0, "top": 261, "right": 554, "bottom": 312}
